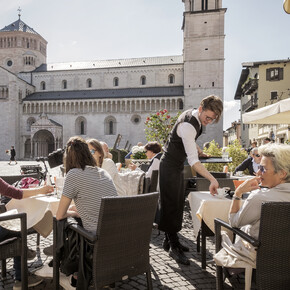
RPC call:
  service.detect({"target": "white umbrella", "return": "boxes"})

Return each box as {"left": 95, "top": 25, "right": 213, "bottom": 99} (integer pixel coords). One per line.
{"left": 242, "top": 98, "right": 290, "bottom": 124}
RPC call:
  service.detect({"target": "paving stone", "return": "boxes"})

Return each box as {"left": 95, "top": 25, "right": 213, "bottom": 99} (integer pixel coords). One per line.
{"left": 0, "top": 161, "right": 247, "bottom": 289}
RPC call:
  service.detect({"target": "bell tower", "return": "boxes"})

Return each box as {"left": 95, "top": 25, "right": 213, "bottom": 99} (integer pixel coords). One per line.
{"left": 0, "top": 8, "right": 47, "bottom": 74}
{"left": 182, "top": 0, "right": 226, "bottom": 144}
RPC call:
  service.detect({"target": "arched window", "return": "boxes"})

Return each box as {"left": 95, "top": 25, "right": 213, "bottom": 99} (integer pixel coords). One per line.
{"left": 178, "top": 100, "right": 184, "bottom": 110}
{"left": 75, "top": 116, "right": 87, "bottom": 135}
{"left": 62, "top": 80, "right": 67, "bottom": 89}
{"left": 104, "top": 116, "right": 117, "bottom": 135}
{"left": 86, "top": 78, "right": 92, "bottom": 88}
{"left": 40, "top": 81, "right": 46, "bottom": 90}
{"left": 113, "top": 77, "right": 119, "bottom": 87}
{"left": 168, "top": 74, "right": 175, "bottom": 84}
{"left": 140, "top": 76, "right": 146, "bottom": 85}
{"left": 26, "top": 117, "right": 36, "bottom": 131}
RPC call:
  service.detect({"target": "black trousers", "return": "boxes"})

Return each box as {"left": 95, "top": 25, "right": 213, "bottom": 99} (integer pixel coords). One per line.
{"left": 158, "top": 157, "right": 185, "bottom": 233}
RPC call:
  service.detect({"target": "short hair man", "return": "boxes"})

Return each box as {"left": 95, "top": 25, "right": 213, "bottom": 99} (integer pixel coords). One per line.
{"left": 158, "top": 95, "right": 223, "bottom": 265}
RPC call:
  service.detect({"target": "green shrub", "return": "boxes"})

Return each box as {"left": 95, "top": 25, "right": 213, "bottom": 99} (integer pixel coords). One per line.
{"left": 111, "top": 149, "right": 128, "bottom": 166}
{"left": 203, "top": 139, "right": 248, "bottom": 174}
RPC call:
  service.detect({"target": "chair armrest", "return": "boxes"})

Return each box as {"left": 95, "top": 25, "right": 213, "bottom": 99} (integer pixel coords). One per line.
{"left": 214, "top": 218, "right": 259, "bottom": 253}
{"left": 0, "top": 212, "right": 27, "bottom": 222}
{"left": 69, "top": 223, "right": 98, "bottom": 243}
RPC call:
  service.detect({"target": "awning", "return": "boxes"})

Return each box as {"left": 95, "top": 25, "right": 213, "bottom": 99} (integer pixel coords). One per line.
{"left": 242, "top": 98, "right": 290, "bottom": 124}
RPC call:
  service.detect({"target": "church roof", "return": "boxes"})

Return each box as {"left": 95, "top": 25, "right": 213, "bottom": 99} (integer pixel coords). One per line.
{"left": 23, "top": 86, "right": 184, "bottom": 101}
{"left": 0, "top": 18, "right": 39, "bottom": 35}
{"left": 33, "top": 55, "right": 183, "bottom": 72}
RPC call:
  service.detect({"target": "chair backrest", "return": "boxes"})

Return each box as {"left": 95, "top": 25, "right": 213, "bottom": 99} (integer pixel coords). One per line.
{"left": 92, "top": 192, "right": 159, "bottom": 288}
{"left": 149, "top": 170, "right": 159, "bottom": 192}
{"left": 0, "top": 174, "right": 40, "bottom": 185}
{"left": 256, "top": 202, "right": 290, "bottom": 289}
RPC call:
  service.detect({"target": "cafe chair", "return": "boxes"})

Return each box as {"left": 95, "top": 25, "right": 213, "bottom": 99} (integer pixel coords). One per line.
{"left": 144, "top": 170, "right": 159, "bottom": 194}
{"left": 53, "top": 192, "right": 159, "bottom": 290}
{"left": 0, "top": 211, "right": 28, "bottom": 289}
{"left": 214, "top": 202, "right": 290, "bottom": 290}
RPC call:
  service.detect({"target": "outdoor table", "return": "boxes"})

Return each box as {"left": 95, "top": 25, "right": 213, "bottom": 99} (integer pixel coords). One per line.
{"left": 188, "top": 191, "right": 245, "bottom": 270}
{"left": 200, "top": 157, "right": 232, "bottom": 164}
{"left": 5, "top": 194, "right": 60, "bottom": 237}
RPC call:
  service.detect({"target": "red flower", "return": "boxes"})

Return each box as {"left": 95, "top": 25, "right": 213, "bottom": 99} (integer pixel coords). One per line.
{"left": 156, "top": 112, "right": 160, "bottom": 116}
{"left": 167, "top": 115, "right": 170, "bottom": 119}
{"left": 146, "top": 117, "right": 150, "bottom": 121}
{"left": 164, "top": 109, "right": 168, "bottom": 113}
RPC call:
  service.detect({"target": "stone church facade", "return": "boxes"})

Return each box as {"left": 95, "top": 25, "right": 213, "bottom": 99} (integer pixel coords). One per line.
{"left": 0, "top": 0, "right": 226, "bottom": 160}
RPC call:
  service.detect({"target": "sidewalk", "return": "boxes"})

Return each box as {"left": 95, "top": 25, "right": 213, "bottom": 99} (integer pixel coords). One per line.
{"left": 0, "top": 161, "right": 245, "bottom": 289}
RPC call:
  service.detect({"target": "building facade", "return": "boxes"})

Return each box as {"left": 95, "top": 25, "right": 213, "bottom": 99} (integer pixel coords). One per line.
{"left": 0, "top": 0, "right": 226, "bottom": 160}
{"left": 234, "top": 59, "right": 290, "bottom": 148}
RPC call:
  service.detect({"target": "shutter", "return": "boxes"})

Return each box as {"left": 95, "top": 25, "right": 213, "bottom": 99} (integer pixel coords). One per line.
{"left": 278, "top": 68, "right": 284, "bottom": 80}
{"left": 266, "top": 69, "right": 270, "bottom": 81}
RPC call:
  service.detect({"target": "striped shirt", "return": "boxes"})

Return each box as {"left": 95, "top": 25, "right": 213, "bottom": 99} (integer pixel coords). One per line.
{"left": 62, "top": 166, "right": 117, "bottom": 234}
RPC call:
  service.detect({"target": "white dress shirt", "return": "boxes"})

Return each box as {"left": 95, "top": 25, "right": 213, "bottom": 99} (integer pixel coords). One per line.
{"left": 176, "top": 110, "right": 201, "bottom": 166}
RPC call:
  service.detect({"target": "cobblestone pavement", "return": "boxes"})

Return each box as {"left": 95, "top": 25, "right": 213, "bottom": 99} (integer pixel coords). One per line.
{"left": 0, "top": 161, "right": 246, "bottom": 289}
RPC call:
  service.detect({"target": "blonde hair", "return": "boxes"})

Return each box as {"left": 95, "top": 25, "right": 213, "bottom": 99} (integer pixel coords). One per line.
{"left": 86, "top": 138, "right": 104, "bottom": 167}
{"left": 259, "top": 144, "right": 290, "bottom": 182}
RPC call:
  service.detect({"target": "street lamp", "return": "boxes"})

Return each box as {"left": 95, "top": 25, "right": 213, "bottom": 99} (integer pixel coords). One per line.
{"left": 284, "top": 0, "right": 290, "bottom": 14}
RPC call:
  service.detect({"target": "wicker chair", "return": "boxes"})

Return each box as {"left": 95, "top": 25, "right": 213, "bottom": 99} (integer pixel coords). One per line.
{"left": 214, "top": 202, "right": 290, "bottom": 290}
{"left": 53, "top": 192, "right": 159, "bottom": 289}
{"left": 0, "top": 212, "right": 28, "bottom": 289}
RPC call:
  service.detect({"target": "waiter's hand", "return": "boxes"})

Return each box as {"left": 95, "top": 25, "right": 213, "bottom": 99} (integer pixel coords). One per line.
{"left": 209, "top": 179, "right": 219, "bottom": 195}
{"left": 198, "top": 152, "right": 211, "bottom": 158}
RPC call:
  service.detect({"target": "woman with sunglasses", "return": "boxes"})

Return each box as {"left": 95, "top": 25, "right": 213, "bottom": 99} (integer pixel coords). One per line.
{"left": 234, "top": 147, "right": 262, "bottom": 176}
{"left": 86, "top": 138, "right": 126, "bottom": 196}
{"left": 215, "top": 144, "right": 290, "bottom": 274}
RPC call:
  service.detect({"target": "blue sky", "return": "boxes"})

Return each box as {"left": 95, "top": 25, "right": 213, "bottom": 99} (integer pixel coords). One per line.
{"left": 1, "top": 0, "right": 290, "bottom": 130}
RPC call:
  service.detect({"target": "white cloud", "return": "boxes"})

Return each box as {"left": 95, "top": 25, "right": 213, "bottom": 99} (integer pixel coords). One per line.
{"left": 224, "top": 100, "right": 239, "bottom": 112}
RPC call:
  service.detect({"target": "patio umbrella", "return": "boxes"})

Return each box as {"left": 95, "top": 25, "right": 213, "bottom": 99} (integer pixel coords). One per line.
{"left": 242, "top": 98, "right": 290, "bottom": 124}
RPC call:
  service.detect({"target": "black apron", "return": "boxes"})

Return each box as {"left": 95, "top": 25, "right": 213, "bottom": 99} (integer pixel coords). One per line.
{"left": 158, "top": 109, "right": 202, "bottom": 233}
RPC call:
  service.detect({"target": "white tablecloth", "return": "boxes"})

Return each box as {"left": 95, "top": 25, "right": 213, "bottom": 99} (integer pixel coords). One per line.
{"left": 188, "top": 191, "right": 243, "bottom": 236}
{"left": 4, "top": 194, "right": 60, "bottom": 237}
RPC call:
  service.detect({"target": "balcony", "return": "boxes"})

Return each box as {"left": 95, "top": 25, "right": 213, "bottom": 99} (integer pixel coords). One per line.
{"left": 242, "top": 78, "right": 258, "bottom": 95}
{"left": 242, "top": 97, "right": 258, "bottom": 112}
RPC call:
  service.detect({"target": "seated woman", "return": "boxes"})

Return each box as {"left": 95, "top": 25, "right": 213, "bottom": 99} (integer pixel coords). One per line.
{"left": 100, "top": 141, "right": 113, "bottom": 159}
{"left": 214, "top": 144, "right": 290, "bottom": 276}
{"left": 87, "top": 138, "right": 126, "bottom": 196}
{"left": 0, "top": 179, "right": 53, "bottom": 289}
{"left": 234, "top": 147, "right": 262, "bottom": 175}
{"left": 56, "top": 136, "right": 117, "bottom": 288}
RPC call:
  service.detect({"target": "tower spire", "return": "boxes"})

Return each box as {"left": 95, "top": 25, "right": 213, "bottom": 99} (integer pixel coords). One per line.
{"left": 17, "top": 7, "right": 21, "bottom": 19}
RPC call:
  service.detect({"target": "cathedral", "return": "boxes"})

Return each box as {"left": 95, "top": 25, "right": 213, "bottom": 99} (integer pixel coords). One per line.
{"left": 0, "top": 0, "right": 226, "bottom": 160}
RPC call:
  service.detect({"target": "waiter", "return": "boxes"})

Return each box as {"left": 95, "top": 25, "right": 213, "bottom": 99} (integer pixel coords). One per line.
{"left": 158, "top": 95, "right": 223, "bottom": 265}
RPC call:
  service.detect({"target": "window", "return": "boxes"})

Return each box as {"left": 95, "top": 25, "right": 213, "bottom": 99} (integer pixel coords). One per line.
{"left": 26, "top": 117, "right": 36, "bottom": 131}
{"left": 168, "top": 74, "right": 175, "bottom": 84}
{"left": 113, "top": 77, "right": 119, "bottom": 87}
{"left": 62, "top": 80, "right": 67, "bottom": 89}
{"left": 140, "top": 76, "right": 146, "bottom": 85}
{"left": 40, "top": 81, "right": 46, "bottom": 90}
{"left": 75, "top": 116, "right": 87, "bottom": 135}
{"left": 179, "top": 100, "right": 184, "bottom": 110}
{"left": 131, "top": 114, "right": 141, "bottom": 125}
{"left": 104, "top": 116, "right": 116, "bottom": 135}
{"left": 202, "top": 0, "right": 208, "bottom": 10}
{"left": 86, "top": 78, "right": 92, "bottom": 88}
{"left": 270, "top": 91, "right": 278, "bottom": 100}
{"left": 266, "top": 68, "right": 283, "bottom": 81}
{"left": 7, "top": 60, "right": 13, "bottom": 67}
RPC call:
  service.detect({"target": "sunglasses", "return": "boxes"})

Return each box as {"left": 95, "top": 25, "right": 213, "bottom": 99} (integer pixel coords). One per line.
{"left": 90, "top": 149, "right": 96, "bottom": 155}
{"left": 258, "top": 165, "right": 265, "bottom": 173}
{"left": 254, "top": 154, "right": 261, "bottom": 157}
